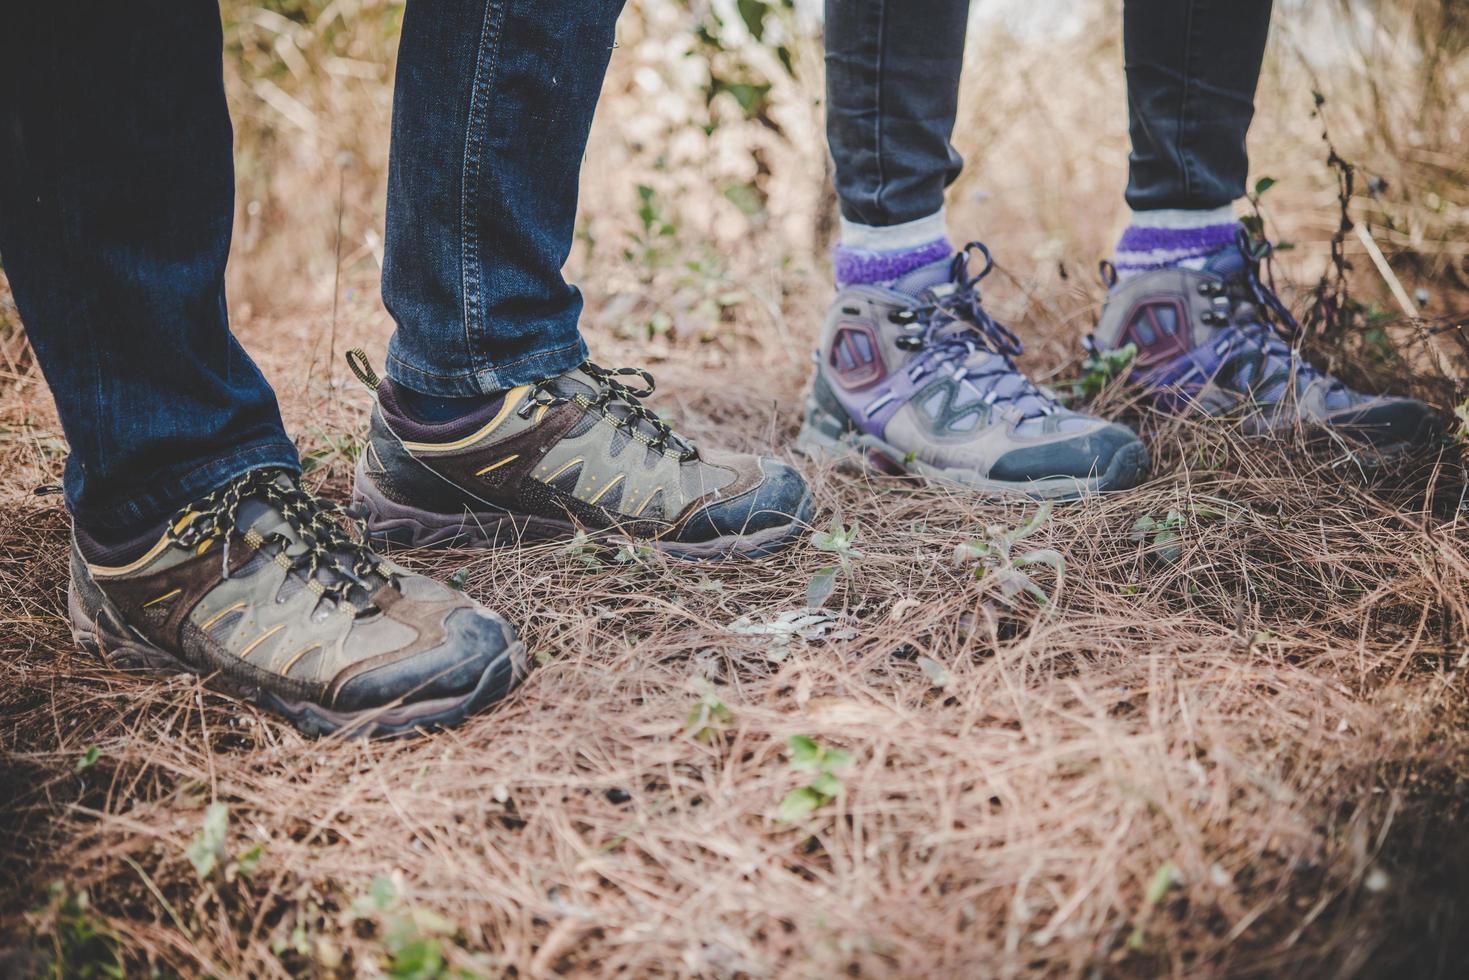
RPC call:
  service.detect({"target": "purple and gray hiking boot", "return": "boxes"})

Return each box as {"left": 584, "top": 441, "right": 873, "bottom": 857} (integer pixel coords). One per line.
{"left": 1092, "top": 231, "right": 1443, "bottom": 455}
{"left": 797, "top": 242, "right": 1149, "bottom": 499}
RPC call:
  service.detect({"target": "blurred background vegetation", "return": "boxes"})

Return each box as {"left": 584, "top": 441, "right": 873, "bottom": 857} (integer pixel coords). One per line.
{"left": 1, "top": 0, "right": 1466, "bottom": 403}
{"left": 209, "top": 0, "right": 1468, "bottom": 399}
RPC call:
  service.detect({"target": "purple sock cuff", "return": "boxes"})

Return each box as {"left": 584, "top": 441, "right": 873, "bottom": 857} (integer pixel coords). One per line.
{"left": 1116, "top": 222, "right": 1238, "bottom": 253}
{"left": 834, "top": 237, "right": 952, "bottom": 286}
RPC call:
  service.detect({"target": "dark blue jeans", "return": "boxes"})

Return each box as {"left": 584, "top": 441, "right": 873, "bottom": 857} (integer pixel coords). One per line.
{"left": 825, "top": 0, "right": 1275, "bottom": 226}
{"left": 0, "top": 1, "right": 621, "bottom": 536}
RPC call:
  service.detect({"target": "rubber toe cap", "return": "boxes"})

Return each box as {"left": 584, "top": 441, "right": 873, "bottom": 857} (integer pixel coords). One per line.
{"left": 332, "top": 607, "right": 516, "bottom": 712}
{"left": 1330, "top": 397, "right": 1444, "bottom": 450}
{"left": 990, "top": 422, "right": 1144, "bottom": 484}
{"left": 678, "top": 458, "right": 813, "bottom": 543}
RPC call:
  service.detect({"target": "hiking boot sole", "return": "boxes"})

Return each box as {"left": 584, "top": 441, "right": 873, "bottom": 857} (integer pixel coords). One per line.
{"left": 794, "top": 405, "right": 1149, "bottom": 500}
{"left": 67, "top": 580, "right": 526, "bottom": 739}
{"left": 353, "top": 460, "right": 814, "bottom": 561}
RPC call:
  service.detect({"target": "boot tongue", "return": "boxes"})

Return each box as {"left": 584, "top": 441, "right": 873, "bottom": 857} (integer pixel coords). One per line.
{"left": 1202, "top": 245, "right": 1248, "bottom": 280}
{"left": 234, "top": 473, "right": 303, "bottom": 546}
{"left": 891, "top": 255, "right": 956, "bottom": 299}
{"left": 551, "top": 366, "right": 691, "bottom": 453}
{"left": 889, "top": 254, "right": 1056, "bottom": 423}
{"left": 891, "top": 254, "right": 1008, "bottom": 354}
{"left": 548, "top": 367, "right": 599, "bottom": 402}
{"left": 232, "top": 473, "right": 384, "bottom": 605}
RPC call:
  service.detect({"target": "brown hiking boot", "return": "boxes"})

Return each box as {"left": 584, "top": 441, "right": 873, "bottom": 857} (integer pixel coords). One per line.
{"left": 69, "top": 469, "right": 525, "bottom": 737}
{"left": 348, "top": 353, "right": 814, "bottom": 560}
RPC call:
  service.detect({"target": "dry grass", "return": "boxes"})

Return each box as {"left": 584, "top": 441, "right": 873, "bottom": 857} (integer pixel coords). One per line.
{"left": 3, "top": 2, "right": 1469, "bottom": 977}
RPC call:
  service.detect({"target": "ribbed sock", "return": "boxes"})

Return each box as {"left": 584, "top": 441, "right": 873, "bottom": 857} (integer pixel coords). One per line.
{"left": 834, "top": 211, "right": 953, "bottom": 289}
{"left": 1111, "top": 206, "right": 1241, "bottom": 283}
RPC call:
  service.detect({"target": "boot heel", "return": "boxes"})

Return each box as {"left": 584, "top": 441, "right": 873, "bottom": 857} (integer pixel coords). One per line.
{"left": 794, "top": 398, "right": 853, "bottom": 460}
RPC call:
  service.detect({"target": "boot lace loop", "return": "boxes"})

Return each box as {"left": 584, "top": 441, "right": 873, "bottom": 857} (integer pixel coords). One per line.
{"left": 517, "top": 362, "right": 698, "bottom": 460}
{"left": 166, "top": 469, "right": 392, "bottom": 613}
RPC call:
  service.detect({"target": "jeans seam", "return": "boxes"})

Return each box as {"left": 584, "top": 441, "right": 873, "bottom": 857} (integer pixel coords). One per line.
{"left": 871, "top": 1, "right": 888, "bottom": 218}
{"left": 460, "top": 0, "right": 506, "bottom": 385}
{"left": 1177, "top": 0, "right": 1198, "bottom": 202}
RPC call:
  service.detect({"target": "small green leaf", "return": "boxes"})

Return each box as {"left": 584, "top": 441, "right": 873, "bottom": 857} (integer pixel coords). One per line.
{"left": 370, "top": 873, "right": 398, "bottom": 911}
{"left": 1015, "top": 548, "right": 1065, "bottom": 574}
{"left": 76, "top": 745, "right": 100, "bottom": 770}
{"left": 916, "top": 655, "right": 951, "bottom": 689}
{"left": 722, "top": 181, "right": 763, "bottom": 217}
{"left": 820, "top": 747, "right": 853, "bottom": 772}
{"left": 1254, "top": 176, "right": 1277, "bottom": 196}
{"left": 787, "top": 734, "right": 821, "bottom": 770}
{"left": 809, "top": 771, "right": 843, "bottom": 798}
{"left": 807, "top": 566, "right": 840, "bottom": 608}
{"left": 776, "top": 786, "right": 823, "bottom": 822}
{"left": 1145, "top": 860, "right": 1179, "bottom": 905}
{"left": 1155, "top": 529, "right": 1182, "bottom": 564}
{"left": 186, "top": 802, "right": 229, "bottom": 880}
{"left": 235, "top": 843, "right": 265, "bottom": 876}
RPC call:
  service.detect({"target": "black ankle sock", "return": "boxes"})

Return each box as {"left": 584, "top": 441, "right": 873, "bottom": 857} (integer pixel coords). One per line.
{"left": 389, "top": 379, "right": 501, "bottom": 424}
{"left": 74, "top": 515, "right": 171, "bottom": 566}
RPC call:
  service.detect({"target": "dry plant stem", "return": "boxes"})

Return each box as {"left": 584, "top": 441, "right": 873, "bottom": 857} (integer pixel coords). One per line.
{"left": 1355, "top": 221, "right": 1460, "bottom": 386}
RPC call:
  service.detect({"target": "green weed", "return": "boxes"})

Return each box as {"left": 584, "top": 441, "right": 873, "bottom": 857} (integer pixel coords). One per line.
{"left": 952, "top": 503, "right": 1065, "bottom": 607}
{"left": 26, "top": 883, "right": 122, "bottom": 980}
{"left": 777, "top": 735, "right": 853, "bottom": 823}
{"left": 687, "top": 681, "right": 735, "bottom": 742}
{"left": 808, "top": 518, "right": 862, "bottom": 607}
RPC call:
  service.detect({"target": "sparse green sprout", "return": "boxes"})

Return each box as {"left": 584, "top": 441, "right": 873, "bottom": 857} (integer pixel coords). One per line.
{"left": 299, "top": 426, "right": 361, "bottom": 474}
{"left": 811, "top": 519, "right": 862, "bottom": 562}
{"left": 953, "top": 502, "right": 1064, "bottom": 607}
{"left": 1131, "top": 510, "right": 1185, "bottom": 564}
{"left": 446, "top": 567, "right": 470, "bottom": 590}
{"left": 808, "top": 519, "right": 863, "bottom": 608}
{"left": 76, "top": 746, "right": 100, "bottom": 771}
{"left": 184, "top": 803, "right": 265, "bottom": 885}
{"left": 1455, "top": 399, "right": 1469, "bottom": 440}
{"left": 625, "top": 184, "right": 679, "bottom": 282}
{"left": 563, "top": 530, "right": 602, "bottom": 568}
{"left": 186, "top": 803, "right": 230, "bottom": 880}
{"left": 916, "top": 655, "right": 952, "bottom": 689}
{"left": 28, "top": 883, "right": 121, "bottom": 980}
{"left": 777, "top": 735, "right": 854, "bottom": 823}
{"left": 352, "top": 874, "right": 399, "bottom": 919}
{"left": 687, "top": 682, "right": 735, "bottom": 742}
{"left": 1072, "top": 342, "right": 1137, "bottom": 401}
{"left": 1127, "top": 860, "right": 1180, "bottom": 952}
{"left": 349, "top": 874, "right": 473, "bottom": 979}
{"left": 235, "top": 843, "right": 265, "bottom": 878}
{"left": 613, "top": 541, "right": 655, "bottom": 565}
